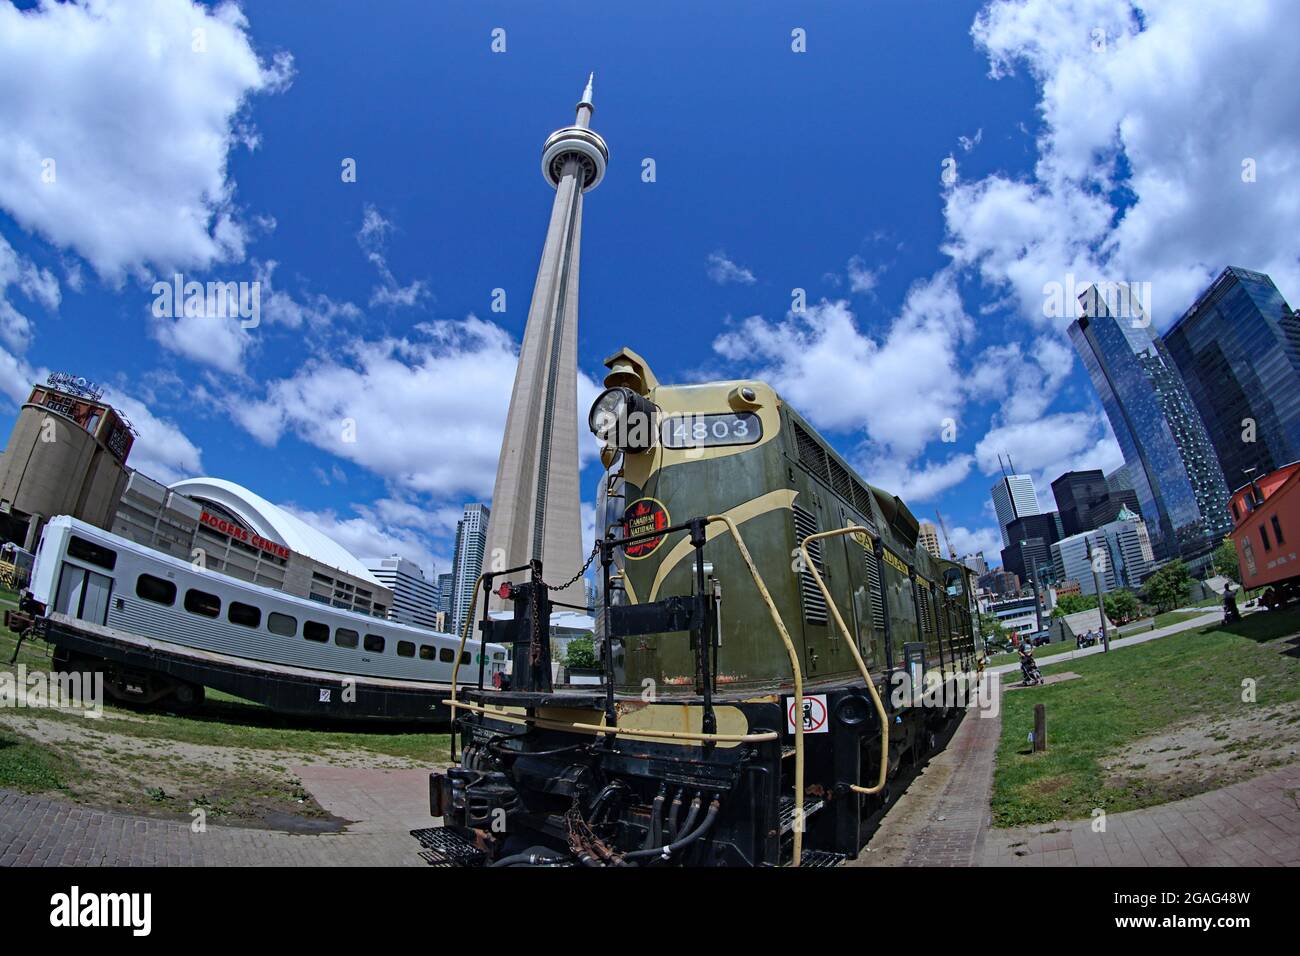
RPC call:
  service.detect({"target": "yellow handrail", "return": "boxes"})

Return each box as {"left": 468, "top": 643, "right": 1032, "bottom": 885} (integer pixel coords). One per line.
{"left": 705, "top": 514, "right": 806, "bottom": 866}
{"left": 798, "top": 526, "right": 889, "bottom": 796}
{"left": 448, "top": 572, "right": 489, "bottom": 759}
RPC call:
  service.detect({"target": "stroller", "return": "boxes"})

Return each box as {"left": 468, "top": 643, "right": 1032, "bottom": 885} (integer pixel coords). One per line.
{"left": 1018, "top": 647, "right": 1044, "bottom": 686}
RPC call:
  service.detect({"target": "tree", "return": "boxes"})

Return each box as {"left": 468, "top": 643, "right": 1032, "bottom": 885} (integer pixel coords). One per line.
{"left": 1143, "top": 560, "right": 1193, "bottom": 613}
{"left": 1052, "top": 593, "right": 1098, "bottom": 618}
{"left": 564, "top": 637, "right": 598, "bottom": 670}
{"left": 1212, "top": 536, "right": 1241, "bottom": 583}
{"left": 1104, "top": 589, "right": 1139, "bottom": 623}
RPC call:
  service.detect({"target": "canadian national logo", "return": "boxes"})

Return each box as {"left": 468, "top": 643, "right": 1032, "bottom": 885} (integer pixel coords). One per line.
{"left": 622, "top": 498, "right": 670, "bottom": 559}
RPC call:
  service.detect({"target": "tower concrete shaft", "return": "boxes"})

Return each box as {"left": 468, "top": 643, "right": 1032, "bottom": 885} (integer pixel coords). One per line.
{"left": 482, "top": 76, "right": 608, "bottom": 610}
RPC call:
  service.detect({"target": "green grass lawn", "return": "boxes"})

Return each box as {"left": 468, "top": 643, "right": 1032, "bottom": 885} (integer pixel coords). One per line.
{"left": 0, "top": 625, "right": 451, "bottom": 766}
{"left": 991, "top": 605, "right": 1300, "bottom": 828}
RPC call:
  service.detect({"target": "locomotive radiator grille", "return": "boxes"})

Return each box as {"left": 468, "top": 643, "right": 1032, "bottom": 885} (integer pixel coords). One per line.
{"left": 862, "top": 545, "right": 885, "bottom": 631}
{"left": 791, "top": 504, "right": 829, "bottom": 626}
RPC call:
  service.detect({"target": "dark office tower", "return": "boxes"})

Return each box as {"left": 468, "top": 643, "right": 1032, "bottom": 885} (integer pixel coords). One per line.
{"left": 1069, "top": 285, "right": 1232, "bottom": 562}
{"left": 1162, "top": 267, "right": 1300, "bottom": 493}
{"left": 1088, "top": 489, "right": 1141, "bottom": 527}
{"left": 999, "top": 512, "right": 1064, "bottom": 586}
{"left": 1051, "top": 470, "right": 1109, "bottom": 536}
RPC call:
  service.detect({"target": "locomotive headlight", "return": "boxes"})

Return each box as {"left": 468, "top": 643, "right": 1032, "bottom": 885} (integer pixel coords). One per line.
{"left": 588, "top": 386, "right": 656, "bottom": 453}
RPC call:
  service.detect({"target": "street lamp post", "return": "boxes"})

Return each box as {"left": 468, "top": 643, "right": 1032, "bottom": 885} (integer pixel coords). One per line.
{"left": 1021, "top": 540, "right": 1044, "bottom": 637}
{"left": 1086, "top": 536, "right": 1111, "bottom": 653}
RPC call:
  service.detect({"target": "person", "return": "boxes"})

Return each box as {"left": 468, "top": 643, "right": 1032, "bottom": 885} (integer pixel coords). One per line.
{"left": 1017, "top": 642, "right": 1040, "bottom": 685}
{"left": 1224, "top": 581, "right": 1241, "bottom": 623}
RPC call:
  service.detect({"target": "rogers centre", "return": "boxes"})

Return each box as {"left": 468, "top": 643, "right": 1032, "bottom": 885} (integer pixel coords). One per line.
{"left": 112, "top": 473, "right": 393, "bottom": 619}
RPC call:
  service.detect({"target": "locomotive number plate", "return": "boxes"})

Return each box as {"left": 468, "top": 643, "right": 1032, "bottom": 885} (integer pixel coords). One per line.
{"left": 660, "top": 412, "right": 761, "bottom": 449}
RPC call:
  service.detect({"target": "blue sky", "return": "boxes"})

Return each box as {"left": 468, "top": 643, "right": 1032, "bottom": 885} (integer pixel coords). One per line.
{"left": 1, "top": 0, "right": 1297, "bottom": 577}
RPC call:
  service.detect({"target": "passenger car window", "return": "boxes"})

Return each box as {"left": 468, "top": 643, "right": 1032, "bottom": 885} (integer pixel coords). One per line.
{"left": 268, "top": 612, "right": 297, "bottom": 636}
{"left": 136, "top": 574, "right": 176, "bottom": 606}
{"left": 228, "top": 601, "right": 261, "bottom": 628}
{"left": 184, "top": 588, "right": 220, "bottom": 618}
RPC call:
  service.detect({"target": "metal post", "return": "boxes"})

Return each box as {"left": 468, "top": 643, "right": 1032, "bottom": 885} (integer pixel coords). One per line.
{"left": 476, "top": 576, "right": 491, "bottom": 691}
{"left": 600, "top": 535, "right": 617, "bottom": 732}
{"left": 1033, "top": 703, "right": 1047, "bottom": 752}
{"left": 1087, "top": 538, "right": 1111, "bottom": 652}
{"left": 691, "top": 519, "right": 717, "bottom": 737}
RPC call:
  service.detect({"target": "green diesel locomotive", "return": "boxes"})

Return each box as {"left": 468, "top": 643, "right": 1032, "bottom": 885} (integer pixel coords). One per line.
{"left": 427, "top": 347, "right": 983, "bottom": 867}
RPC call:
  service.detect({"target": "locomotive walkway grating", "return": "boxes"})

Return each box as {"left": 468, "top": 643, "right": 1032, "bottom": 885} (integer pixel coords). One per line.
{"left": 410, "top": 827, "right": 487, "bottom": 867}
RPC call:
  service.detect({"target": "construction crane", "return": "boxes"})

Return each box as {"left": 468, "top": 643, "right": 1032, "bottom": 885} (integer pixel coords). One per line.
{"left": 934, "top": 509, "right": 958, "bottom": 560}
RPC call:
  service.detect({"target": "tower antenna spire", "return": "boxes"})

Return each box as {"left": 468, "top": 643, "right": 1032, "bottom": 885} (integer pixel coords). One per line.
{"left": 580, "top": 72, "right": 594, "bottom": 108}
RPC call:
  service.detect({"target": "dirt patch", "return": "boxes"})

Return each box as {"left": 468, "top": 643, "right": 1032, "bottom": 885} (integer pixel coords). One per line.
{"left": 1026, "top": 774, "right": 1071, "bottom": 796}
{"left": 0, "top": 711, "right": 427, "bottom": 832}
{"left": 1103, "top": 699, "right": 1300, "bottom": 801}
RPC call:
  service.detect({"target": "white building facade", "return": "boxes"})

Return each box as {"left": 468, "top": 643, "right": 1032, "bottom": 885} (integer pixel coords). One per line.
{"left": 991, "top": 474, "right": 1041, "bottom": 547}
{"left": 365, "top": 555, "right": 441, "bottom": 630}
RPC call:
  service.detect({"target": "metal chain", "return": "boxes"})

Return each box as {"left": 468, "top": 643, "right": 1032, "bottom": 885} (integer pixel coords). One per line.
{"left": 542, "top": 539, "right": 602, "bottom": 593}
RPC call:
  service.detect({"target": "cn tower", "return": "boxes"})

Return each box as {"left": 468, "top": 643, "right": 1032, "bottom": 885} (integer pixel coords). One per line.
{"left": 482, "top": 75, "right": 608, "bottom": 609}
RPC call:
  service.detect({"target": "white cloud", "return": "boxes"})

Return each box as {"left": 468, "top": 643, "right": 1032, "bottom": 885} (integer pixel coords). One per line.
{"left": 706, "top": 250, "right": 756, "bottom": 286}
{"left": 947, "top": 523, "right": 1002, "bottom": 558}
{"left": 358, "top": 205, "right": 429, "bottom": 309}
{"left": 966, "top": 334, "right": 1074, "bottom": 425}
{"left": 947, "top": 0, "right": 1300, "bottom": 328}
{"left": 0, "top": 0, "right": 292, "bottom": 282}
{"left": 973, "top": 410, "right": 1123, "bottom": 510}
{"left": 846, "top": 255, "right": 882, "bottom": 294}
{"left": 254, "top": 259, "right": 361, "bottom": 329}
{"left": 858, "top": 454, "right": 975, "bottom": 504}
{"left": 713, "top": 272, "right": 972, "bottom": 461}
{"left": 228, "top": 316, "right": 603, "bottom": 500}
{"left": 98, "top": 387, "right": 204, "bottom": 485}
{"left": 150, "top": 308, "right": 251, "bottom": 375}
{"left": 276, "top": 500, "right": 446, "bottom": 578}
{"left": 0, "top": 235, "right": 59, "bottom": 352}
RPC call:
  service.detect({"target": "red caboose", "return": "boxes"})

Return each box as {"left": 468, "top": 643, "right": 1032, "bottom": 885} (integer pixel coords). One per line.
{"left": 1229, "top": 461, "right": 1300, "bottom": 608}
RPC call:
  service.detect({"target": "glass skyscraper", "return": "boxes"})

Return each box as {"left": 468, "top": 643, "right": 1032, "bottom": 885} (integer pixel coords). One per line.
{"left": 1069, "top": 285, "right": 1231, "bottom": 562}
{"left": 1161, "top": 267, "right": 1300, "bottom": 493}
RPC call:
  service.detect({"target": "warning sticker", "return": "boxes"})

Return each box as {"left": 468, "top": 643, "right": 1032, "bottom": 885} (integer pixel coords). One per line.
{"left": 622, "top": 497, "right": 670, "bottom": 559}
{"left": 785, "top": 693, "right": 829, "bottom": 734}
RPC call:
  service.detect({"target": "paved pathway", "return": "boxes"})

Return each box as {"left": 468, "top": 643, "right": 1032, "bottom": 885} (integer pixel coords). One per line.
{"left": 0, "top": 766, "right": 433, "bottom": 867}
{"left": 988, "top": 608, "right": 1225, "bottom": 679}
{"left": 852, "top": 708, "right": 1001, "bottom": 867}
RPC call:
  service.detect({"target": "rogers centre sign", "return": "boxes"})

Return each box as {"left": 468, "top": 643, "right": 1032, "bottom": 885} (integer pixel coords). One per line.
{"left": 199, "top": 510, "right": 291, "bottom": 560}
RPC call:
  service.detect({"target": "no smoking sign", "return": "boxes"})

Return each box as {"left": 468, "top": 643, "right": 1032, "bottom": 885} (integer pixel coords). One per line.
{"left": 785, "top": 693, "right": 829, "bottom": 734}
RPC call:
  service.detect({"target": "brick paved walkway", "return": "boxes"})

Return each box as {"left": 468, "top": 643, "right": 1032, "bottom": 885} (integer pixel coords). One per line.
{"left": 0, "top": 767, "right": 433, "bottom": 866}
{"left": 983, "top": 763, "right": 1300, "bottom": 866}
{"left": 852, "top": 707, "right": 1001, "bottom": 866}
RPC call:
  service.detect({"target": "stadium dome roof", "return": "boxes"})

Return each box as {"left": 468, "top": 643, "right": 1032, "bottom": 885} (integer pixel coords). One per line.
{"left": 169, "top": 477, "right": 381, "bottom": 587}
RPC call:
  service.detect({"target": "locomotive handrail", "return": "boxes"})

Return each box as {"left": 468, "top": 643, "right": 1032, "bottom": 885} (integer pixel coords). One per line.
{"left": 798, "top": 526, "right": 890, "bottom": 797}
{"left": 704, "top": 513, "right": 807, "bottom": 867}
{"left": 443, "top": 699, "right": 779, "bottom": 743}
